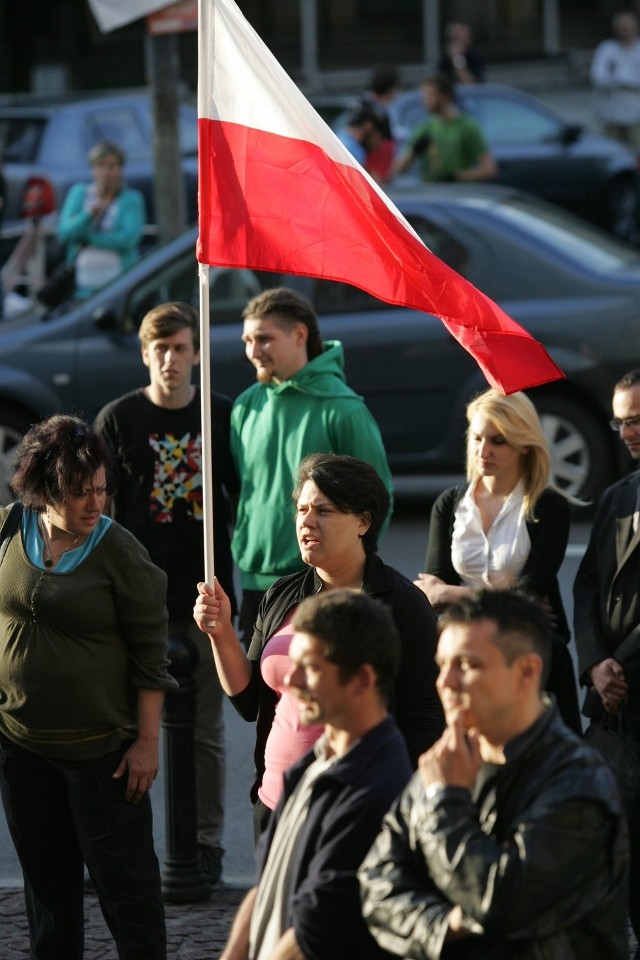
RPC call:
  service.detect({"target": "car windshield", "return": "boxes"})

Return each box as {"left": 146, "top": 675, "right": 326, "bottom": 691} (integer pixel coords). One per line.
{"left": 491, "top": 195, "right": 640, "bottom": 271}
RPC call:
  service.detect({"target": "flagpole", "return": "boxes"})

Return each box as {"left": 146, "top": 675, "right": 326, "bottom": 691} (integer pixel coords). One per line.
{"left": 198, "top": 262, "right": 216, "bottom": 586}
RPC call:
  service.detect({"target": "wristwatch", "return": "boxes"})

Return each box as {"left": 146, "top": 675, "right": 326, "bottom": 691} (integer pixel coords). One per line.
{"left": 452, "top": 55, "right": 467, "bottom": 68}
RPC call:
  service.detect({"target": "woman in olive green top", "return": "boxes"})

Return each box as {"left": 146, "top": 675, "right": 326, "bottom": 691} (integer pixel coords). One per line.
{"left": 0, "top": 415, "right": 175, "bottom": 960}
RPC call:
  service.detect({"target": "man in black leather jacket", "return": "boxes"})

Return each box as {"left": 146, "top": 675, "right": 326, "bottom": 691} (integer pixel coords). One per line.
{"left": 359, "top": 589, "right": 629, "bottom": 959}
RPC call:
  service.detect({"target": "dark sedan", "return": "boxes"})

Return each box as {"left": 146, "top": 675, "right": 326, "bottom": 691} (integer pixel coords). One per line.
{"left": 0, "top": 183, "right": 638, "bottom": 502}
{"left": 393, "top": 84, "right": 640, "bottom": 241}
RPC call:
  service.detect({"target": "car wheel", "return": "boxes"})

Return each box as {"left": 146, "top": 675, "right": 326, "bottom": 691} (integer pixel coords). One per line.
{"left": 607, "top": 177, "right": 639, "bottom": 243}
{"left": 533, "top": 396, "right": 615, "bottom": 501}
{"left": 0, "top": 409, "right": 32, "bottom": 504}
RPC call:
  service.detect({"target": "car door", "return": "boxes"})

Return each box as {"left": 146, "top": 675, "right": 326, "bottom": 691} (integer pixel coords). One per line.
{"left": 461, "top": 90, "right": 594, "bottom": 206}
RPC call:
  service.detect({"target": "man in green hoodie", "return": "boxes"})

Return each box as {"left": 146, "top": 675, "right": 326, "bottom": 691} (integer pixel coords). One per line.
{"left": 232, "top": 287, "right": 393, "bottom": 643}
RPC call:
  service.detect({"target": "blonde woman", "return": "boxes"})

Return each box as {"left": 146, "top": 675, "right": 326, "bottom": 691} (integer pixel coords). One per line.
{"left": 414, "top": 388, "right": 582, "bottom": 731}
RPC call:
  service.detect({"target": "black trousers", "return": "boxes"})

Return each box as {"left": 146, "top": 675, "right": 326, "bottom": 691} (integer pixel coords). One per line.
{"left": 0, "top": 735, "right": 166, "bottom": 960}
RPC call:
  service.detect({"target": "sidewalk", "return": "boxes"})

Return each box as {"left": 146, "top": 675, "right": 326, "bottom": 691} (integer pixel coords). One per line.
{"left": 0, "top": 884, "right": 248, "bottom": 960}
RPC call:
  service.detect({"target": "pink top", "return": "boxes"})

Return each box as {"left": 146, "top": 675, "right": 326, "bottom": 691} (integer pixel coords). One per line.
{"left": 258, "top": 607, "right": 323, "bottom": 809}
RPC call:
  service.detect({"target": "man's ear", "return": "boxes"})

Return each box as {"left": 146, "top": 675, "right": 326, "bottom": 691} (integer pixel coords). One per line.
{"left": 518, "top": 652, "right": 543, "bottom": 688}
{"left": 293, "top": 322, "right": 309, "bottom": 348}
{"left": 349, "top": 662, "right": 378, "bottom": 696}
{"left": 141, "top": 345, "right": 150, "bottom": 369}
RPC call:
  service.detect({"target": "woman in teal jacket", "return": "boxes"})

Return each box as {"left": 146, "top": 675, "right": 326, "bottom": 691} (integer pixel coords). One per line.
{"left": 57, "top": 139, "right": 145, "bottom": 298}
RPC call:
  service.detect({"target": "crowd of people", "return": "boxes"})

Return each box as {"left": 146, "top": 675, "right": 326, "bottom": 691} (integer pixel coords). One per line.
{"left": 2, "top": 18, "right": 640, "bottom": 958}
{"left": 0, "top": 279, "right": 638, "bottom": 959}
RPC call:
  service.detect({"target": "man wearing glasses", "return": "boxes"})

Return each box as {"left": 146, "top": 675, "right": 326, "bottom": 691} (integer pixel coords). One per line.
{"left": 574, "top": 367, "right": 640, "bottom": 953}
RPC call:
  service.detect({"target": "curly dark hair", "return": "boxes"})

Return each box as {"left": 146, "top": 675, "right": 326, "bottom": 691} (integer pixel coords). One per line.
{"left": 11, "top": 415, "right": 116, "bottom": 510}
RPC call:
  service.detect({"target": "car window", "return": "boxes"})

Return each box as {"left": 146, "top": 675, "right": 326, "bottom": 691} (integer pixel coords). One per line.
{"left": 406, "top": 215, "right": 470, "bottom": 277}
{"left": 85, "top": 108, "right": 151, "bottom": 163}
{"left": 0, "top": 117, "right": 46, "bottom": 162}
{"left": 496, "top": 195, "right": 640, "bottom": 271}
{"left": 462, "top": 95, "right": 561, "bottom": 145}
{"left": 125, "top": 249, "right": 268, "bottom": 329}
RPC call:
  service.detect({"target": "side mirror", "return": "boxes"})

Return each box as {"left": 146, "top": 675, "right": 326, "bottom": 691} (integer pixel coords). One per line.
{"left": 93, "top": 306, "right": 119, "bottom": 331}
{"left": 560, "top": 124, "right": 582, "bottom": 147}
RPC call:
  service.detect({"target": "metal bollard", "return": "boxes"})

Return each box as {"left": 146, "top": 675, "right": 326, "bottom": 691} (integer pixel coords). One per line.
{"left": 161, "top": 635, "right": 211, "bottom": 903}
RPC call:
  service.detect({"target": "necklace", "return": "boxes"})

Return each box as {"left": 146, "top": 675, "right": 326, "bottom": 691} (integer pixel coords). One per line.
{"left": 39, "top": 517, "right": 81, "bottom": 568}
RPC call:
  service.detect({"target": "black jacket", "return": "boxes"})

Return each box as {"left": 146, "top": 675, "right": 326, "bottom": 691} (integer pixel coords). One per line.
{"left": 230, "top": 553, "right": 444, "bottom": 801}
{"left": 257, "top": 716, "right": 411, "bottom": 960}
{"left": 359, "top": 707, "right": 629, "bottom": 959}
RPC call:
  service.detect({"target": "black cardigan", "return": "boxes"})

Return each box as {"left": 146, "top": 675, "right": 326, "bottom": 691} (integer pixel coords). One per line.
{"left": 425, "top": 485, "right": 571, "bottom": 641}
{"left": 230, "top": 553, "right": 445, "bottom": 802}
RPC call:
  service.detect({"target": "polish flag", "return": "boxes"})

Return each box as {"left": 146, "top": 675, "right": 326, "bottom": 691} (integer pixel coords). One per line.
{"left": 196, "top": 0, "right": 564, "bottom": 394}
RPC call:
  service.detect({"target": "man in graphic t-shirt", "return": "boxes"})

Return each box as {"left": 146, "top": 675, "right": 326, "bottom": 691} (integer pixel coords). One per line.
{"left": 96, "top": 301, "right": 238, "bottom": 889}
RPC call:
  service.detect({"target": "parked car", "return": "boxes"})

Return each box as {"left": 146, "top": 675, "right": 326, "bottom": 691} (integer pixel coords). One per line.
{"left": 393, "top": 83, "right": 640, "bottom": 241}
{"left": 0, "top": 92, "right": 199, "bottom": 225}
{"left": 0, "top": 183, "right": 638, "bottom": 503}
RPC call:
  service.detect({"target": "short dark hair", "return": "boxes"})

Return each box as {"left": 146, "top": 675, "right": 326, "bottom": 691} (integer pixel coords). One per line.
{"left": 422, "top": 73, "right": 454, "bottom": 99}
{"left": 345, "top": 105, "right": 386, "bottom": 133}
{"left": 369, "top": 65, "right": 401, "bottom": 97}
{"left": 438, "top": 588, "right": 552, "bottom": 687}
{"left": 138, "top": 301, "right": 199, "bottom": 351}
{"left": 293, "top": 588, "right": 400, "bottom": 703}
{"left": 292, "top": 453, "right": 390, "bottom": 555}
{"left": 613, "top": 369, "right": 640, "bottom": 394}
{"left": 11, "top": 415, "right": 116, "bottom": 510}
{"left": 242, "top": 287, "right": 323, "bottom": 361}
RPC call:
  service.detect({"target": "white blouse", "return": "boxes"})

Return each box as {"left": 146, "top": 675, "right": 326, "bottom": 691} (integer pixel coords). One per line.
{"left": 451, "top": 479, "right": 531, "bottom": 589}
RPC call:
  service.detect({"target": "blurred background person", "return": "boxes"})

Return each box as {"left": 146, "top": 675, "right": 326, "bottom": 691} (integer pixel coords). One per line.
{"left": 337, "top": 104, "right": 387, "bottom": 181}
{"left": 361, "top": 65, "right": 403, "bottom": 183}
{"left": 439, "top": 20, "right": 487, "bottom": 84}
{"left": 394, "top": 74, "right": 496, "bottom": 182}
{"left": 194, "top": 454, "right": 443, "bottom": 838}
{"left": 0, "top": 414, "right": 175, "bottom": 960}
{"left": 414, "top": 389, "right": 582, "bottom": 733}
{"left": 57, "top": 139, "right": 145, "bottom": 299}
{"left": 591, "top": 11, "right": 640, "bottom": 150}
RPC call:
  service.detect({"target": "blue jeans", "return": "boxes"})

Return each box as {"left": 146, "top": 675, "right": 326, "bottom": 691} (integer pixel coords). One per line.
{"left": 0, "top": 735, "right": 166, "bottom": 960}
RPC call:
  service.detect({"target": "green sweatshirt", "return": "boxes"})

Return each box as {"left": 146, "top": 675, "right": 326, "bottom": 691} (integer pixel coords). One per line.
{"left": 0, "top": 510, "right": 176, "bottom": 760}
{"left": 230, "top": 340, "right": 393, "bottom": 591}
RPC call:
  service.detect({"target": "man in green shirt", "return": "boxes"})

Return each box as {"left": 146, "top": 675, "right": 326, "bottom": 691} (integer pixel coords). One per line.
{"left": 395, "top": 73, "right": 497, "bottom": 183}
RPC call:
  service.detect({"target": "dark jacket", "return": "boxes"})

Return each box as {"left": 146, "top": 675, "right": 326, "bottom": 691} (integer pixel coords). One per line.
{"left": 230, "top": 553, "right": 444, "bottom": 801}
{"left": 426, "top": 485, "right": 571, "bottom": 640}
{"left": 574, "top": 471, "right": 640, "bottom": 697}
{"left": 257, "top": 716, "right": 412, "bottom": 960}
{"left": 359, "top": 707, "right": 629, "bottom": 960}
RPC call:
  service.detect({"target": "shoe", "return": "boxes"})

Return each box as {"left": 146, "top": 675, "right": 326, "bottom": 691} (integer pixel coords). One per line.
{"left": 198, "top": 844, "right": 223, "bottom": 887}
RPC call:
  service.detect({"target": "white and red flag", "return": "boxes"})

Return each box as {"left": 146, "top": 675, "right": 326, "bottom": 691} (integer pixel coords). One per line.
{"left": 196, "top": 0, "right": 564, "bottom": 395}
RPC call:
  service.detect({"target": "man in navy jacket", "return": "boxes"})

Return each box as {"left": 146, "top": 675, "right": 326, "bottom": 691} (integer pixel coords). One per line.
{"left": 220, "top": 589, "right": 412, "bottom": 960}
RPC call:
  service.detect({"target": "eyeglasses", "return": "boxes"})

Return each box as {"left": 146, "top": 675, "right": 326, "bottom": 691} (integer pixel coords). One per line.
{"left": 609, "top": 415, "right": 640, "bottom": 432}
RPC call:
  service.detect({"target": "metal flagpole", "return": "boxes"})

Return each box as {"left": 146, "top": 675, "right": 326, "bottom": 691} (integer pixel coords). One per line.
{"left": 198, "top": 261, "right": 216, "bottom": 588}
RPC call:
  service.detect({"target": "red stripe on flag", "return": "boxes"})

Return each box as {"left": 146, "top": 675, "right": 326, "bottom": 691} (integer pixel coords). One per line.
{"left": 197, "top": 118, "right": 564, "bottom": 394}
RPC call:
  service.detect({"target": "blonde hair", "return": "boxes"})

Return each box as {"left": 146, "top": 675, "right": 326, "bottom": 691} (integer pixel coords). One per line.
{"left": 465, "top": 389, "right": 551, "bottom": 520}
